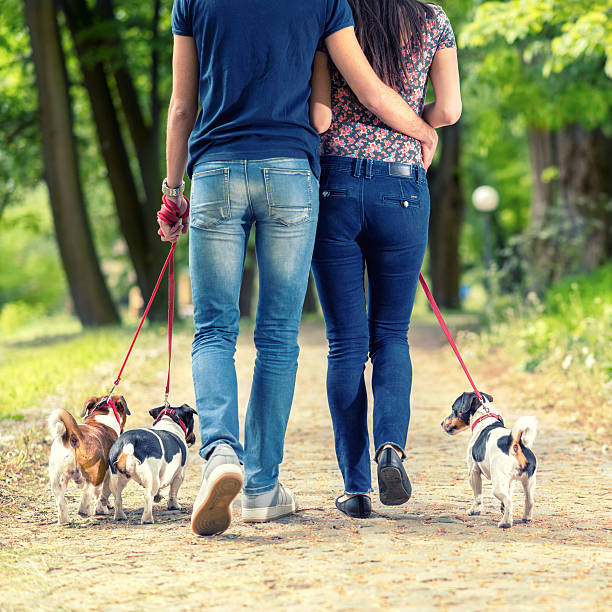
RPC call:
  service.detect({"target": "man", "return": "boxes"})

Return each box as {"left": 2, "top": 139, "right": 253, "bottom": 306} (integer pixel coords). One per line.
{"left": 159, "top": 0, "right": 438, "bottom": 536}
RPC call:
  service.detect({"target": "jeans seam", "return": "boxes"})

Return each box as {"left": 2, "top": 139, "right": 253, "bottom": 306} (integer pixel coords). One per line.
{"left": 243, "top": 160, "right": 254, "bottom": 218}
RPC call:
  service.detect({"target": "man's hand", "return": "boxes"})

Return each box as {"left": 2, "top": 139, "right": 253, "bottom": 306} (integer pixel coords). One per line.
{"left": 421, "top": 126, "right": 439, "bottom": 171}
{"left": 157, "top": 194, "right": 189, "bottom": 243}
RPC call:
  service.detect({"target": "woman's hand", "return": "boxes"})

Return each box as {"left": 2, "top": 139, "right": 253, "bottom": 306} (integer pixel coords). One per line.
{"left": 157, "top": 194, "right": 189, "bottom": 243}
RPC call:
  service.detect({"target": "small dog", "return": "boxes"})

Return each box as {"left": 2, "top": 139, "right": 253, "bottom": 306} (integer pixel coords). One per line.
{"left": 48, "top": 395, "right": 130, "bottom": 524}
{"left": 441, "top": 392, "right": 537, "bottom": 528}
{"left": 108, "top": 404, "right": 197, "bottom": 524}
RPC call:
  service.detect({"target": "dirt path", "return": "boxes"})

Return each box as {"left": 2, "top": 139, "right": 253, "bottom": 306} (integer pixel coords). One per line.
{"left": 0, "top": 322, "right": 610, "bottom": 611}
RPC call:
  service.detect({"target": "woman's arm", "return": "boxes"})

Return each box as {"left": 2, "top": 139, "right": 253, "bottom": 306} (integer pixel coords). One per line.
{"left": 324, "top": 27, "right": 438, "bottom": 168}
{"left": 422, "top": 48, "right": 461, "bottom": 128}
{"left": 166, "top": 34, "right": 199, "bottom": 188}
{"left": 309, "top": 51, "right": 332, "bottom": 134}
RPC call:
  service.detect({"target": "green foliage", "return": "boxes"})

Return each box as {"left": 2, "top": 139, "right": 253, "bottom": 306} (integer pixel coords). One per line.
{"left": 461, "top": 0, "right": 612, "bottom": 130}
{"left": 485, "top": 262, "right": 612, "bottom": 387}
{"left": 0, "top": 187, "right": 67, "bottom": 321}
{"left": 0, "top": 0, "right": 40, "bottom": 209}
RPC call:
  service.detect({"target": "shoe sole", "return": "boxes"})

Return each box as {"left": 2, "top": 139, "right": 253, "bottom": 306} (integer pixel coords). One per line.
{"left": 242, "top": 499, "right": 297, "bottom": 523}
{"left": 191, "top": 467, "right": 243, "bottom": 536}
{"left": 378, "top": 466, "right": 412, "bottom": 506}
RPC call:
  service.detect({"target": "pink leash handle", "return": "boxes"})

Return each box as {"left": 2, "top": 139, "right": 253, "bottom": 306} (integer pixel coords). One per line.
{"left": 419, "top": 273, "right": 483, "bottom": 402}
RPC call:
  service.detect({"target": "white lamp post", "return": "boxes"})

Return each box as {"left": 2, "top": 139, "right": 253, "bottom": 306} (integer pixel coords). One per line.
{"left": 472, "top": 186, "right": 499, "bottom": 290}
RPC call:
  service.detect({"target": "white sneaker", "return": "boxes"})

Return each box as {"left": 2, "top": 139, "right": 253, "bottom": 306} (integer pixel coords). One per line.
{"left": 191, "top": 444, "right": 243, "bottom": 536}
{"left": 241, "top": 482, "right": 297, "bottom": 523}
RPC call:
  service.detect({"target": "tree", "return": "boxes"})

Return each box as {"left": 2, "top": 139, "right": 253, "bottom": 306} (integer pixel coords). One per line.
{"left": 23, "top": 0, "right": 119, "bottom": 325}
{"left": 60, "top": 0, "right": 170, "bottom": 319}
{"left": 428, "top": 123, "right": 465, "bottom": 308}
{"left": 462, "top": 0, "right": 612, "bottom": 286}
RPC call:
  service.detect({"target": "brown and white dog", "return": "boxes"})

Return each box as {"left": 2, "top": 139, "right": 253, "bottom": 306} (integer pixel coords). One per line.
{"left": 441, "top": 392, "right": 537, "bottom": 528}
{"left": 48, "top": 395, "right": 130, "bottom": 524}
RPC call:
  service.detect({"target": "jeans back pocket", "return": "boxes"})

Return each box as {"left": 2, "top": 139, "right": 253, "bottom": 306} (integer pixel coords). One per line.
{"left": 190, "top": 167, "right": 231, "bottom": 229}
{"left": 264, "top": 168, "right": 313, "bottom": 226}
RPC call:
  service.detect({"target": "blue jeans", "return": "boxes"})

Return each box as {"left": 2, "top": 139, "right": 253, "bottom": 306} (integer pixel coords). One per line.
{"left": 311, "top": 156, "right": 430, "bottom": 494}
{"left": 189, "top": 158, "right": 319, "bottom": 494}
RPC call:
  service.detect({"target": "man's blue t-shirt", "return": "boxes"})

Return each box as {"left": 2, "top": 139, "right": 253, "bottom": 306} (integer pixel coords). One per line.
{"left": 171, "top": 0, "right": 354, "bottom": 179}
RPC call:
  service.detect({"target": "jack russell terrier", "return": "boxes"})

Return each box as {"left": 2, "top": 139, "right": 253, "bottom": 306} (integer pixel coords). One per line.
{"left": 108, "top": 404, "right": 197, "bottom": 524}
{"left": 48, "top": 395, "right": 130, "bottom": 524}
{"left": 441, "top": 392, "right": 537, "bottom": 528}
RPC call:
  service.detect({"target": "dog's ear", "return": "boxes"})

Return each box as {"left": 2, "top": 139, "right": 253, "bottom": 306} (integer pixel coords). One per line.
{"left": 480, "top": 392, "right": 494, "bottom": 404}
{"left": 81, "top": 396, "right": 98, "bottom": 417}
{"left": 114, "top": 395, "right": 130, "bottom": 416}
{"left": 149, "top": 406, "right": 164, "bottom": 419}
{"left": 181, "top": 404, "right": 197, "bottom": 416}
{"left": 452, "top": 393, "right": 474, "bottom": 414}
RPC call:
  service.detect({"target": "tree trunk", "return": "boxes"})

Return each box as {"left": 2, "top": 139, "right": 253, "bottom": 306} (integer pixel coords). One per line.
{"left": 96, "top": 0, "right": 161, "bottom": 207}
{"left": 427, "top": 123, "right": 465, "bottom": 308}
{"left": 61, "top": 0, "right": 168, "bottom": 320}
{"left": 24, "top": 0, "right": 119, "bottom": 326}
{"left": 557, "top": 125, "right": 612, "bottom": 269}
{"left": 528, "top": 127, "right": 556, "bottom": 232}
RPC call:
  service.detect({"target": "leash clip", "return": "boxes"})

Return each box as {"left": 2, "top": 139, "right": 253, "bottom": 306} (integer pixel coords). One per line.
{"left": 164, "top": 392, "right": 169, "bottom": 408}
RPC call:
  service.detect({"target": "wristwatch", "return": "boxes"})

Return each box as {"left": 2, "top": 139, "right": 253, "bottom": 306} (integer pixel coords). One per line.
{"left": 161, "top": 178, "right": 185, "bottom": 197}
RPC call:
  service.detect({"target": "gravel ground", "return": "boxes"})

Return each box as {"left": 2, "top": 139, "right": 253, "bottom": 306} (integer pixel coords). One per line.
{"left": 0, "top": 321, "right": 610, "bottom": 611}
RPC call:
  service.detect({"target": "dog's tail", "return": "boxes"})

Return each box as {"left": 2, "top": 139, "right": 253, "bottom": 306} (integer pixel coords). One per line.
{"left": 511, "top": 416, "right": 537, "bottom": 450}
{"left": 48, "top": 409, "right": 82, "bottom": 448}
{"left": 112, "top": 443, "right": 140, "bottom": 477}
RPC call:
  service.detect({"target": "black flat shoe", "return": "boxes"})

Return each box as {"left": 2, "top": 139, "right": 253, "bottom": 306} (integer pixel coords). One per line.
{"left": 335, "top": 494, "right": 372, "bottom": 518}
{"left": 377, "top": 447, "right": 412, "bottom": 506}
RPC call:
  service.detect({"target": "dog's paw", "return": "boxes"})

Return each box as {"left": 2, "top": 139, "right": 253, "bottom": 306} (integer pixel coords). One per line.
{"left": 467, "top": 505, "right": 481, "bottom": 516}
{"left": 167, "top": 500, "right": 182, "bottom": 511}
{"left": 113, "top": 510, "right": 127, "bottom": 521}
{"left": 498, "top": 520, "right": 512, "bottom": 529}
{"left": 94, "top": 504, "right": 110, "bottom": 516}
{"left": 77, "top": 509, "right": 91, "bottom": 518}
{"left": 141, "top": 514, "right": 154, "bottom": 525}
{"left": 153, "top": 494, "right": 163, "bottom": 503}
{"left": 521, "top": 515, "right": 533, "bottom": 523}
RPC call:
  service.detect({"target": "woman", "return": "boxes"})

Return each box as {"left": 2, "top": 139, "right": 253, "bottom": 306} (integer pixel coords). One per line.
{"left": 310, "top": 0, "right": 461, "bottom": 518}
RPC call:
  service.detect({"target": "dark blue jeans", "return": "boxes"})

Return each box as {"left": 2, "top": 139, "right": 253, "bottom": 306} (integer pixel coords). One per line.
{"left": 311, "top": 156, "right": 430, "bottom": 494}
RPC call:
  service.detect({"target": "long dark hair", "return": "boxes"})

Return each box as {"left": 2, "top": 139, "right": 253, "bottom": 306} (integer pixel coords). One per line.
{"left": 347, "top": 0, "right": 435, "bottom": 86}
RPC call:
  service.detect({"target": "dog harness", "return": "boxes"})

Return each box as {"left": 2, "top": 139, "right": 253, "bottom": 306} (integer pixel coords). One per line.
{"left": 91, "top": 397, "right": 122, "bottom": 429}
{"left": 153, "top": 407, "right": 188, "bottom": 441}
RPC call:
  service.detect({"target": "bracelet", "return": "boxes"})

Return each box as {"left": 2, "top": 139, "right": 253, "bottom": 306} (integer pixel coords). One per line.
{"left": 161, "top": 178, "right": 185, "bottom": 197}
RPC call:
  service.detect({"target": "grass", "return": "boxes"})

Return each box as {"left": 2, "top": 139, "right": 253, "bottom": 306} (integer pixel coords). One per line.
{"left": 0, "top": 314, "right": 194, "bottom": 420}
{"left": 459, "top": 262, "right": 612, "bottom": 433}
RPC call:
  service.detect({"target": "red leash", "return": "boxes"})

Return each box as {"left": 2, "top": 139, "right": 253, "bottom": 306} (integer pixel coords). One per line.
{"left": 419, "top": 273, "right": 483, "bottom": 402}
{"left": 105, "top": 196, "right": 188, "bottom": 405}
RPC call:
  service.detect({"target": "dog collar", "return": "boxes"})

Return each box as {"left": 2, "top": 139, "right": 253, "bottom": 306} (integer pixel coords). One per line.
{"left": 153, "top": 407, "right": 188, "bottom": 440}
{"left": 91, "top": 397, "right": 122, "bottom": 430}
{"left": 471, "top": 412, "right": 503, "bottom": 431}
